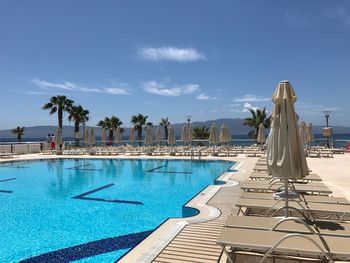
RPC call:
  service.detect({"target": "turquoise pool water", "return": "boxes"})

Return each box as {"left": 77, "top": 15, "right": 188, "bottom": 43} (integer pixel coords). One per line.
{"left": 0, "top": 159, "right": 234, "bottom": 262}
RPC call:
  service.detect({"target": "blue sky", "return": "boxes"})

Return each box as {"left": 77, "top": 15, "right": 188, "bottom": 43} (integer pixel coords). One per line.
{"left": 1, "top": 0, "right": 350, "bottom": 129}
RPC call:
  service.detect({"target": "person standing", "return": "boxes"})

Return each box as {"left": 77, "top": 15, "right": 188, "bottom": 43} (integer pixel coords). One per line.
{"left": 51, "top": 134, "right": 56, "bottom": 150}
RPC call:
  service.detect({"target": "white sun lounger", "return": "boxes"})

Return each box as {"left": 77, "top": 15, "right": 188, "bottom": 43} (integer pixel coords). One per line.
{"left": 217, "top": 225, "right": 350, "bottom": 262}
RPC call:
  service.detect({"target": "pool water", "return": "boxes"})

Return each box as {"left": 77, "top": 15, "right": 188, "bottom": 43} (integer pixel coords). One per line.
{"left": 0, "top": 159, "right": 233, "bottom": 262}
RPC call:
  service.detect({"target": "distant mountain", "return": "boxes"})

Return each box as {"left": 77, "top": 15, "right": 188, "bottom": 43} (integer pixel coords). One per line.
{"left": 1, "top": 118, "right": 350, "bottom": 141}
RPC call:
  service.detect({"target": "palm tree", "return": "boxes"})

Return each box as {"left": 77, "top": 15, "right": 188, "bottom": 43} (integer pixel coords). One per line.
{"left": 243, "top": 107, "right": 271, "bottom": 139}
{"left": 131, "top": 114, "right": 152, "bottom": 144}
{"left": 159, "top": 117, "right": 170, "bottom": 140}
{"left": 97, "top": 115, "right": 123, "bottom": 143}
{"left": 12, "top": 126, "right": 25, "bottom": 142}
{"left": 193, "top": 126, "right": 210, "bottom": 139}
{"left": 67, "top": 105, "right": 90, "bottom": 146}
{"left": 42, "top": 95, "right": 74, "bottom": 129}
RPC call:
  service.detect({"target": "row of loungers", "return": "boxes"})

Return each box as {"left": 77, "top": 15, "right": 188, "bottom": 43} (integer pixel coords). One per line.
{"left": 47, "top": 146, "right": 249, "bottom": 157}
{"left": 0, "top": 152, "right": 19, "bottom": 159}
{"left": 216, "top": 157, "right": 350, "bottom": 262}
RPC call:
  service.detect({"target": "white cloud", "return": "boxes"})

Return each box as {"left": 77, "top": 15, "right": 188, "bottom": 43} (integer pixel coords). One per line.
{"left": 24, "top": 91, "right": 51, "bottom": 95}
{"left": 234, "top": 94, "right": 270, "bottom": 103}
{"left": 142, "top": 81, "right": 199, "bottom": 96}
{"left": 243, "top": 102, "right": 258, "bottom": 112}
{"left": 103, "top": 87, "right": 131, "bottom": 95}
{"left": 32, "top": 79, "right": 131, "bottom": 95}
{"left": 138, "top": 47, "right": 206, "bottom": 62}
{"left": 196, "top": 93, "right": 210, "bottom": 100}
{"left": 196, "top": 93, "right": 219, "bottom": 100}
{"left": 32, "top": 78, "right": 75, "bottom": 91}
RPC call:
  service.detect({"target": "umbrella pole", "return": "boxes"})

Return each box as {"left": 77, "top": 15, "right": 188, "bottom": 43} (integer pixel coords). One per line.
{"left": 285, "top": 179, "right": 289, "bottom": 217}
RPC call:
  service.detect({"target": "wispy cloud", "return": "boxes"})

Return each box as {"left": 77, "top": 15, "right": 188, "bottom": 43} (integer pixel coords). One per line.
{"left": 138, "top": 47, "right": 206, "bottom": 62}
{"left": 103, "top": 87, "right": 131, "bottom": 95}
{"left": 196, "top": 93, "right": 210, "bottom": 100}
{"left": 33, "top": 78, "right": 76, "bottom": 91}
{"left": 196, "top": 93, "right": 218, "bottom": 100}
{"left": 32, "top": 78, "right": 131, "bottom": 95}
{"left": 23, "top": 91, "right": 52, "bottom": 95}
{"left": 142, "top": 81, "right": 199, "bottom": 96}
{"left": 234, "top": 94, "right": 270, "bottom": 103}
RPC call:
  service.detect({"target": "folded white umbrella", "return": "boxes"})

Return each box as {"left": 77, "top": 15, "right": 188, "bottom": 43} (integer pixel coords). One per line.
{"left": 257, "top": 123, "right": 266, "bottom": 144}
{"left": 84, "top": 128, "right": 90, "bottom": 145}
{"left": 167, "top": 126, "right": 176, "bottom": 146}
{"left": 220, "top": 123, "right": 231, "bottom": 144}
{"left": 181, "top": 124, "right": 188, "bottom": 144}
{"left": 89, "top": 128, "right": 96, "bottom": 146}
{"left": 306, "top": 122, "right": 314, "bottom": 144}
{"left": 144, "top": 125, "right": 153, "bottom": 145}
{"left": 101, "top": 128, "right": 107, "bottom": 145}
{"left": 156, "top": 126, "right": 162, "bottom": 145}
{"left": 188, "top": 125, "right": 193, "bottom": 144}
{"left": 299, "top": 121, "right": 308, "bottom": 145}
{"left": 129, "top": 127, "right": 135, "bottom": 145}
{"left": 267, "top": 80, "right": 309, "bottom": 215}
{"left": 209, "top": 123, "right": 219, "bottom": 145}
{"left": 115, "top": 127, "right": 122, "bottom": 145}
{"left": 267, "top": 80, "right": 309, "bottom": 180}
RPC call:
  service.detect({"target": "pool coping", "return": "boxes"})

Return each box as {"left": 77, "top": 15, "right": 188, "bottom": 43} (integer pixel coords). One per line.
{"left": 0, "top": 154, "right": 241, "bottom": 262}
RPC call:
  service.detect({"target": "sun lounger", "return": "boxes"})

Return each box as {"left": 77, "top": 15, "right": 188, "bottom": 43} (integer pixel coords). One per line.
{"left": 217, "top": 226, "right": 350, "bottom": 262}
{"left": 0, "top": 152, "right": 17, "bottom": 158}
{"left": 240, "top": 192, "right": 350, "bottom": 205}
{"left": 236, "top": 197, "right": 350, "bottom": 221}
{"left": 253, "top": 165, "right": 269, "bottom": 172}
{"left": 226, "top": 215, "right": 350, "bottom": 237}
{"left": 249, "top": 172, "right": 322, "bottom": 182}
{"left": 240, "top": 181, "right": 332, "bottom": 195}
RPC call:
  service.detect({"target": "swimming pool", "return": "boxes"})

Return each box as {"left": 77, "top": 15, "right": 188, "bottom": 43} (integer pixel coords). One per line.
{"left": 0, "top": 158, "right": 234, "bottom": 262}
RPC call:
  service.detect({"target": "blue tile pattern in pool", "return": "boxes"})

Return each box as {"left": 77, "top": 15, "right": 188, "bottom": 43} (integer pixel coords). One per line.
{"left": 0, "top": 177, "right": 15, "bottom": 193}
{"left": 0, "top": 177, "right": 16, "bottom": 183}
{"left": 20, "top": 230, "right": 153, "bottom": 263}
{"left": 72, "top": 183, "right": 143, "bottom": 205}
{"left": 0, "top": 158, "right": 234, "bottom": 262}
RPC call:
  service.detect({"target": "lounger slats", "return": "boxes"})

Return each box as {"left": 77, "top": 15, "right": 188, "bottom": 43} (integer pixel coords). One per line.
{"left": 240, "top": 192, "right": 350, "bottom": 205}
{"left": 218, "top": 227, "right": 350, "bottom": 260}
{"left": 226, "top": 215, "right": 350, "bottom": 237}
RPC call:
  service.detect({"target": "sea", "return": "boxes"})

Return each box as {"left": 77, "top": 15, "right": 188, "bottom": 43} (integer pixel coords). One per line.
{"left": 1, "top": 134, "right": 349, "bottom": 148}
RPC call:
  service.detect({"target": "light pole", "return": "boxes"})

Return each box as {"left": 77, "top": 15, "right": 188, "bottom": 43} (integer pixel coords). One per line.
{"left": 186, "top": 115, "right": 191, "bottom": 145}
{"left": 323, "top": 111, "right": 331, "bottom": 147}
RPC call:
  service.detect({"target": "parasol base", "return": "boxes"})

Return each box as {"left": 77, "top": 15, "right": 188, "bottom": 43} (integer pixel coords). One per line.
{"left": 273, "top": 191, "right": 299, "bottom": 199}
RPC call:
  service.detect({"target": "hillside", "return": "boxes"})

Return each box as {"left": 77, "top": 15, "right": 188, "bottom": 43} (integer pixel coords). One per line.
{"left": 1, "top": 118, "right": 350, "bottom": 140}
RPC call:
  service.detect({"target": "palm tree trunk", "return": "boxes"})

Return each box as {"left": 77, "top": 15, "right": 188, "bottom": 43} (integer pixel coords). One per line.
{"left": 165, "top": 127, "right": 168, "bottom": 140}
{"left": 74, "top": 121, "right": 80, "bottom": 147}
{"left": 137, "top": 127, "right": 142, "bottom": 146}
{"left": 58, "top": 108, "right": 63, "bottom": 129}
{"left": 109, "top": 129, "right": 113, "bottom": 145}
